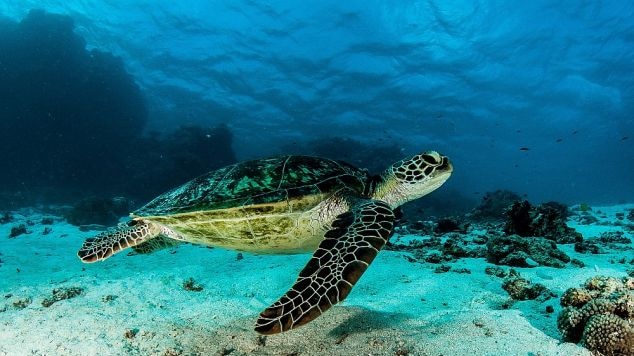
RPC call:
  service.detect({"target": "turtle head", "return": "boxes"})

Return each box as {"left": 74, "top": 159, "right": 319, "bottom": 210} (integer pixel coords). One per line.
{"left": 372, "top": 151, "right": 453, "bottom": 208}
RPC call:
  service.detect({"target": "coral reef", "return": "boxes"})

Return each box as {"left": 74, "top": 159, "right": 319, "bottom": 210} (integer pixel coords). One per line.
{"left": 574, "top": 231, "right": 633, "bottom": 255}
{"left": 434, "top": 217, "right": 469, "bottom": 234}
{"left": 40, "top": 217, "right": 54, "bottom": 225}
{"left": 502, "top": 276, "right": 554, "bottom": 301}
{"left": 470, "top": 190, "right": 523, "bottom": 222}
{"left": 387, "top": 234, "right": 485, "bottom": 264}
{"left": 504, "top": 200, "right": 582, "bottom": 244}
{"left": 63, "top": 196, "right": 133, "bottom": 226}
{"left": 574, "top": 241, "right": 602, "bottom": 254}
{"left": 557, "top": 275, "right": 634, "bottom": 356}
{"left": 570, "top": 258, "right": 586, "bottom": 268}
{"left": 8, "top": 224, "right": 28, "bottom": 238}
{"left": 102, "top": 295, "right": 118, "bottom": 303}
{"left": 12, "top": 297, "right": 32, "bottom": 309}
{"left": 442, "top": 235, "right": 479, "bottom": 259}
{"left": 541, "top": 201, "right": 570, "bottom": 219}
{"left": 486, "top": 234, "right": 570, "bottom": 268}
{"left": 183, "top": 277, "right": 204, "bottom": 292}
{"left": 485, "top": 266, "right": 508, "bottom": 278}
{"left": 42, "top": 287, "right": 83, "bottom": 307}
{"left": 596, "top": 231, "right": 632, "bottom": 245}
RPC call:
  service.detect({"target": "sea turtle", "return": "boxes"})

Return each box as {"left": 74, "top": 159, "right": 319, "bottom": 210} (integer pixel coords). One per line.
{"left": 78, "top": 151, "right": 453, "bottom": 334}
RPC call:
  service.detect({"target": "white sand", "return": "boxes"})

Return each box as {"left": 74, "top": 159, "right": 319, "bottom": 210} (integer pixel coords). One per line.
{"left": 0, "top": 204, "right": 632, "bottom": 355}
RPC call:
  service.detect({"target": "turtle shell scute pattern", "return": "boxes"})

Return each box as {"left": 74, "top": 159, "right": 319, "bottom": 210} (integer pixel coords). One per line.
{"left": 135, "top": 156, "right": 370, "bottom": 216}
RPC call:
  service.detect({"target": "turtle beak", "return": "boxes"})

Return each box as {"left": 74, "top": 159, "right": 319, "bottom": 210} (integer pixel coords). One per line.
{"left": 438, "top": 156, "right": 453, "bottom": 174}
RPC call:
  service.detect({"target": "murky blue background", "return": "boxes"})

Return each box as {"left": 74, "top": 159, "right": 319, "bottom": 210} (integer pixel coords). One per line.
{"left": 1, "top": 1, "right": 632, "bottom": 207}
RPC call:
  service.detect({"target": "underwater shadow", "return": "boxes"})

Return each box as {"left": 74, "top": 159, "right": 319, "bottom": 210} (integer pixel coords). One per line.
{"left": 326, "top": 306, "right": 409, "bottom": 337}
{"left": 157, "top": 307, "right": 417, "bottom": 356}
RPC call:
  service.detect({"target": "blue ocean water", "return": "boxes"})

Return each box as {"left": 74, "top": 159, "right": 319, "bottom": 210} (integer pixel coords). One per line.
{"left": 1, "top": 1, "right": 632, "bottom": 206}
{"left": 0, "top": 2, "right": 633, "bottom": 355}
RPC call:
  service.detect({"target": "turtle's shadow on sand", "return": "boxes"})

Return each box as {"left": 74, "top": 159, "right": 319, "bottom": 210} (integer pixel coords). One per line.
{"left": 325, "top": 307, "right": 409, "bottom": 337}
{"left": 160, "top": 306, "right": 415, "bottom": 355}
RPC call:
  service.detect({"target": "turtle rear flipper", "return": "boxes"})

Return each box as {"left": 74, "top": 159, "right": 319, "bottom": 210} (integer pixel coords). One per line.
{"left": 77, "top": 219, "right": 163, "bottom": 263}
{"left": 255, "top": 200, "right": 395, "bottom": 334}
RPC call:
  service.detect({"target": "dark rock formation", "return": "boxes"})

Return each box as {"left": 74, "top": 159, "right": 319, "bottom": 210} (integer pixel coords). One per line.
{"left": 487, "top": 234, "right": 570, "bottom": 268}
{"left": 9, "top": 224, "right": 28, "bottom": 238}
{"left": 502, "top": 276, "right": 554, "bottom": 301}
{"left": 504, "top": 200, "right": 582, "bottom": 244}
{"left": 434, "top": 217, "right": 469, "bottom": 234}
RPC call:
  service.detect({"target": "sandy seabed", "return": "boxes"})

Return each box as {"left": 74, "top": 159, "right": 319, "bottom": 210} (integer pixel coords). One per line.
{"left": 1, "top": 205, "right": 632, "bottom": 356}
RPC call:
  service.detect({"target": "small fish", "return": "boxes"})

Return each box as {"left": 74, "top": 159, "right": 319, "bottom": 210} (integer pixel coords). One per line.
{"left": 556, "top": 138, "right": 563, "bottom": 143}
{"left": 519, "top": 147, "right": 530, "bottom": 151}
{"left": 622, "top": 136, "right": 629, "bottom": 141}
{"left": 573, "top": 130, "right": 578, "bottom": 134}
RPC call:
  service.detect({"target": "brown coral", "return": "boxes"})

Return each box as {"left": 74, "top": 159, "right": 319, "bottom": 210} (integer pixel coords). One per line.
{"left": 581, "top": 314, "right": 633, "bottom": 356}
{"left": 502, "top": 277, "right": 553, "bottom": 301}
{"left": 584, "top": 276, "right": 625, "bottom": 294}
{"left": 561, "top": 288, "right": 593, "bottom": 308}
{"left": 557, "top": 275, "right": 634, "bottom": 356}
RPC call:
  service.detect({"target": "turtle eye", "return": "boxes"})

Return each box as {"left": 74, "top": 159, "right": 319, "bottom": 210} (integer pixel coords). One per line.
{"left": 421, "top": 152, "right": 440, "bottom": 165}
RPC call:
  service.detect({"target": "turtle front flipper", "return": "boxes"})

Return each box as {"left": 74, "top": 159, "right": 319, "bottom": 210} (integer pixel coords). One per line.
{"left": 255, "top": 200, "right": 395, "bottom": 334}
{"left": 77, "top": 219, "right": 163, "bottom": 263}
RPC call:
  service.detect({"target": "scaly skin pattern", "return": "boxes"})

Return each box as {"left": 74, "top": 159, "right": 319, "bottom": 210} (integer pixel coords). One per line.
{"left": 77, "top": 220, "right": 162, "bottom": 262}
{"left": 255, "top": 200, "right": 395, "bottom": 334}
